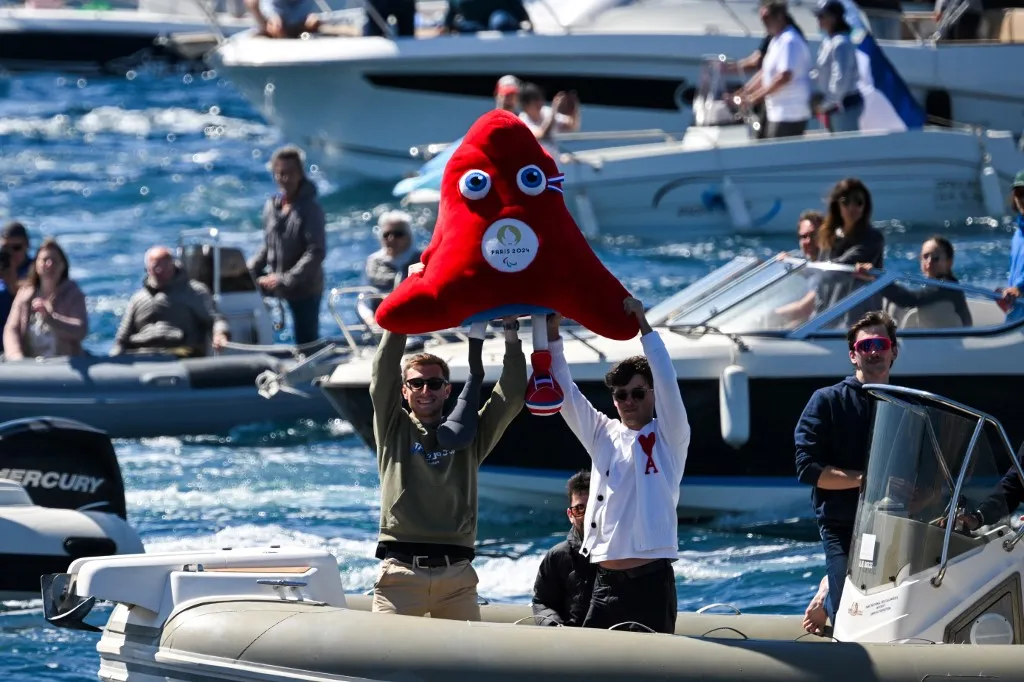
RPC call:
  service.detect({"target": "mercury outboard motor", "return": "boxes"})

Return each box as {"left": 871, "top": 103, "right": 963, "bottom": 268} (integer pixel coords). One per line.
{"left": 0, "top": 417, "right": 141, "bottom": 601}
{"left": 0, "top": 416, "right": 127, "bottom": 518}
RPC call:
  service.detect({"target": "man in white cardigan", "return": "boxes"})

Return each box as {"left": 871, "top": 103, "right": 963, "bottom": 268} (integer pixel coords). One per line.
{"left": 547, "top": 297, "right": 690, "bottom": 633}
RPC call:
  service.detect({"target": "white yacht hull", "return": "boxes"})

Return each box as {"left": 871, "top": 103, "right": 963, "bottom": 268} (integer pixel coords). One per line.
{"left": 559, "top": 125, "right": 1023, "bottom": 238}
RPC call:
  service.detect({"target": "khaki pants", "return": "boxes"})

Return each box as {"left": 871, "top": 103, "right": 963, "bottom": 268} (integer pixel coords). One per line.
{"left": 371, "top": 557, "right": 481, "bottom": 621}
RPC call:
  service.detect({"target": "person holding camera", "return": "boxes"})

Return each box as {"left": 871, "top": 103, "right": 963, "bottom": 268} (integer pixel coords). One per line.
{"left": 518, "top": 83, "right": 581, "bottom": 158}
{"left": 0, "top": 221, "right": 34, "bottom": 356}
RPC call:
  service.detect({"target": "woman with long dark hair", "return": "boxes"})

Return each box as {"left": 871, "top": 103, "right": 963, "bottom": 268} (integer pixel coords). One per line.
{"left": 812, "top": 0, "right": 863, "bottom": 133}
{"left": 3, "top": 237, "right": 87, "bottom": 359}
{"left": 818, "top": 177, "right": 884, "bottom": 266}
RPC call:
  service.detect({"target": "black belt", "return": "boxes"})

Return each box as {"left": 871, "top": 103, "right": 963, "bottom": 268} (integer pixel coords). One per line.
{"left": 384, "top": 550, "right": 468, "bottom": 568}
{"left": 598, "top": 558, "right": 672, "bottom": 581}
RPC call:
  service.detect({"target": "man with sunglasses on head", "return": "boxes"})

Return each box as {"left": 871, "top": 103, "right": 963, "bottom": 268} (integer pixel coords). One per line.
{"left": 547, "top": 297, "right": 690, "bottom": 634}
{"left": 369, "top": 316, "right": 526, "bottom": 620}
{"left": 531, "top": 469, "right": 598, "bottom": 627}
{"left": 795, "top": 310, "right": 898, "bottom": 634}
{"left": 0, "top": 221, "right": 33, "bottom": 357}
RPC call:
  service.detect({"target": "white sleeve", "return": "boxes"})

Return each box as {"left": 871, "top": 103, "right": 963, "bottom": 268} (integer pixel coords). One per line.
{"left": 519, "top": 112, "right": 543, "bottom": 136}
{"left": 549, "top": 337, "right": 611, "bottom": 459}
{"left": 778, "top": 34, "right": 796, "bottom": 74}
{"left": 641, "top": 331, "right": 690, "bottom": 468}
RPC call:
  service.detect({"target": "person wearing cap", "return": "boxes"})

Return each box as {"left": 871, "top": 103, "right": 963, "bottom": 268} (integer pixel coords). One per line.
{"left": 357, "top": 211, "right": 422, "bottom": 329}
{"left": 443, "top": 0, "right": 530, "bottom": 34}
{"left": 812, "top": 0, "right": 863, "bottom": 133}
{"left": 495, "top": 75, "right": 520, "bottom": 112}
{"left": 996, "top": 171, "right": 1024, "bottom": 318}
{"left": 0, "top": 221, "right": 33, "bottom": 355}
{"left": 738, "top": 0, "right": 813, "bottom": 139}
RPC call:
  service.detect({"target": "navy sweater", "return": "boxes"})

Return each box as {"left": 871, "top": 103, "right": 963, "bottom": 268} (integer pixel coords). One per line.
{"left": 794, "top": 376, "right": 874, "bottom": 527}
{"left": 976, "top": 463, "right": 1024, "bottom": 525}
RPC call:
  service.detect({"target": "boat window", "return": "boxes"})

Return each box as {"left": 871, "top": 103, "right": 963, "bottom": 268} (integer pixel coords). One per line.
{"left": 665, "top": 258, "right": 796, "bottom": 329}
{"left": 646, "top": 255, "right": 761, "bottom": 326}
{"left": 849, "top": 394, "right": 1017, "bottom": 596}
{"left": 692, "top": 262, "right": 870, "bottom": 334}
{"left": 879, "top": 275, "right": 1019, "bottom": 331}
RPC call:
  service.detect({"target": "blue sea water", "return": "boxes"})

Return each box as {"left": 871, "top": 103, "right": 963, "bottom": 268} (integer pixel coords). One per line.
{"left": 0, "top": 67, "right": 1019, "bottom": 681}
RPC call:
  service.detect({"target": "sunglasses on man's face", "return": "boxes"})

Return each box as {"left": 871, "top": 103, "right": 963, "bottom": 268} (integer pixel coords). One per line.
{"left": 383, "top": 231, "right": 408, "bottom": 240}
{"left": 612, "top": 387, "right": 652, "bottom": 403}
{"left": 568, "top": 503, "right": 587, "bottom": 517}
{"left": 5, "top": 243, "right": 25, "bottom": 252}
{"left": 854, "top": 336, "right": 892, "bottom": 354}
{"left": 405, "top": 377, "right": 448, "bottom": 391}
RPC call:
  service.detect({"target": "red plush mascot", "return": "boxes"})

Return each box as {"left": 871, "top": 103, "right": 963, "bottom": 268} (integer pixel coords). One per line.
{"left": 374, "top": 109, "right": 638, "bottom": 415}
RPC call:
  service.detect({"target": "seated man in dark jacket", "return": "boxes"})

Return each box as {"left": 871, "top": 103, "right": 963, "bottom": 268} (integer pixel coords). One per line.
{"left": 531, "top": 469, "right": 598, "bottom": 626}
{"left": 112, "top": 246, "right": 229, "bottom": 357}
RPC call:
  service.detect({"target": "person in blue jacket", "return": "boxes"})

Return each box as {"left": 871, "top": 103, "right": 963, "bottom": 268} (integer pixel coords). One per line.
{"left": 996, "top": 170, "right": 1024, "bottom": 321}
{"left": 794, "top": 310, "right": 899, "bottom": 628}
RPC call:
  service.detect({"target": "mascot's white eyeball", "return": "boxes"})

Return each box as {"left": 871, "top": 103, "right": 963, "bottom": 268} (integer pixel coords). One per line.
{"left": 516, "top": 165, "right": 546, "bottom": 196}
{"left": 459, "top": 170, "right": 491, "bottom": 200}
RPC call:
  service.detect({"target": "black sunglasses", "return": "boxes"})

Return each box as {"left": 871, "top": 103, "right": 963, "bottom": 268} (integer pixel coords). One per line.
{"left": 568, "top": 503, "right": 587, "bottom": 517}
{"left": 612, "top": 387, "right": 652, "bottom": 402}
{"left": 383, "top": 231, "right": 408, "bottom": 239}
{"left": 405, "top": 377, "right": 448, "bottom": 391}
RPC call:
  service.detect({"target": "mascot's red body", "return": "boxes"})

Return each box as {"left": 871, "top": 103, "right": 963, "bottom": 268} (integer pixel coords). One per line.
{"left": 375, "top": 109, "right": 639, "bottom": 414}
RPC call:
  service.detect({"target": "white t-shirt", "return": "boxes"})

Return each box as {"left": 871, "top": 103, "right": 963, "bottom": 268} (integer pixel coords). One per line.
{"left": 761, "top": 26, "right": 812, "bottom": 123}
{"left": 520, "top": 106, "right": 574, "bottom": 155}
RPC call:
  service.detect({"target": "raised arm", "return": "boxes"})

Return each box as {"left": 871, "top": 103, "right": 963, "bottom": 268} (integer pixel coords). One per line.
{"left": 472, "top": 319, "right": 527, "bottom": 462}
{"left": 370, "top": 330, "right": 409, "bottom": 463}
{"left": 626, "top": 297, "right": 690, "bottom": 464}
{"left": 436, "top": 323, "right": 486, "bottom": 450}
{"left": 548, "top": 313, "right": 612, "bottom": 458}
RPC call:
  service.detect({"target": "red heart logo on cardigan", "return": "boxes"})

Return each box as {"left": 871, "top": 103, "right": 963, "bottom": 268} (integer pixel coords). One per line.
{"left": 639, "top": 433, "right": 658, "bottom": 475}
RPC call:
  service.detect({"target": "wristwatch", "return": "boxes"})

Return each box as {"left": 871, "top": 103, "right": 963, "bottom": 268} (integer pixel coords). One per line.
{"left": 502, "top": 320, "right": 520, "bottom": 331}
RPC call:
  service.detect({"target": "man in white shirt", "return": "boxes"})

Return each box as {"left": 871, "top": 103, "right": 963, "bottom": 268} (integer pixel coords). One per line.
{"left": 547, "top": 297, "right": 690, "bottom": 633}
{"left": 740, "top": 0, "right": 813, "bottom": 138}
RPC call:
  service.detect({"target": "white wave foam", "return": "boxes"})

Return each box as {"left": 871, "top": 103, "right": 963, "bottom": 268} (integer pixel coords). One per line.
{"left": 0, "top": 107, "right": 273, "bottom": 141}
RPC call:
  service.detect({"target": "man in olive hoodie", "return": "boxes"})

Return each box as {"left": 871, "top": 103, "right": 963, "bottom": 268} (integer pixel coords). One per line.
{"left": 370, "top": 319, "right": 526, "bottom": 620}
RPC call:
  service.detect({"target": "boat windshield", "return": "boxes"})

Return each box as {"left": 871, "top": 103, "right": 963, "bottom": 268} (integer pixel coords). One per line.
{"left": 849, "top": 388, "right": 1019, "bottom": 596}
{"left": 667, "top": 259, "right": 874, "bottom": 333}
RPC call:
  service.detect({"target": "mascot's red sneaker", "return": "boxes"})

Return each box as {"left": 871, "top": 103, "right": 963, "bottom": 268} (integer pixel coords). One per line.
{"left": 525, "top": 349, "right": 563, "bottom": 416}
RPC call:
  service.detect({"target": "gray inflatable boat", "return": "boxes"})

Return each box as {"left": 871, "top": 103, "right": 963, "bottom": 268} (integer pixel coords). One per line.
{"left": 41, "top": 385, "right": 1024, "bottom": 680}
{"left": 0, "top": 234, "right": 354, "bottom": 439}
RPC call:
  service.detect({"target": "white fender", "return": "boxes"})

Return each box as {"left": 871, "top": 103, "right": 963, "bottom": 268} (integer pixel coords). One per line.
{"left": 574, "top": 190, "right": 600, "bottom": 239}
{"left": 719, "top": 364, "right": 750, "bottom": 449}
{"left": 722, "top": 177, "right": 752, "bottom": 231}
{"left": 979, "top": 162, "right": 1004, "bottom": 219}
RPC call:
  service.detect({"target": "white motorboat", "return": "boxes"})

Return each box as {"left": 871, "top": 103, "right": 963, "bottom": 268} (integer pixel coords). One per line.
{"left": 37, "top": 385, "right": 1024, "bottom": 678}
{"left": 0, "top": 0, "right": 355, "bottom": 72}
{"left": 555, "top": 112, "right": 1023, "bottom": 239}
{"left": 0, "top": 416, "right": 142, "bottom": 601}
{"left": 206, "top": 0, "right": 1024, "bottom": 184}
{"left": 318, "top": 255, "right": 1024, "bottom": 521}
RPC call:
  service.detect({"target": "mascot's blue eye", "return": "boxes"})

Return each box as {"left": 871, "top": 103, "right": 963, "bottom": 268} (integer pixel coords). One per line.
{"left": 459, "top": 170, "right": 491, "bottom": 200}
{"left": 517, "top": 165, "right": 545, "bottom": 196}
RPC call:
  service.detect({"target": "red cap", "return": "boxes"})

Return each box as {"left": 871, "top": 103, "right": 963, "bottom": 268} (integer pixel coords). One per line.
{"left": 495, "top": 75, "right": 519, "bottom": 96}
